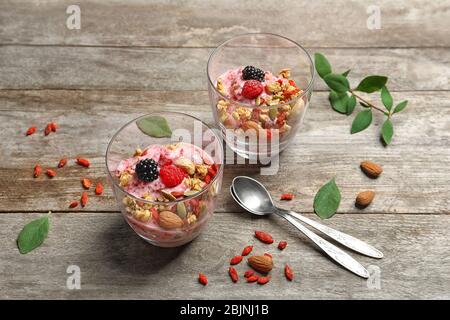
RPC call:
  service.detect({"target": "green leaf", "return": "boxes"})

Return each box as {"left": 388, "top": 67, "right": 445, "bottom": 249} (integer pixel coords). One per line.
{"left": 381, "top": 86, "right": 393, "bottom": 111}
{"left": 355, "top": 75, "right": 388, "bottom": 93}
{"left": 393, "top": 100, "right": 408, "bottom": 114}
{"left": 17, "top": 216, "right": 49, "bottom": 254}
{"left": 381, "top": 119, "right": 394, "bottom": 145}
{"left": 346, "top": 95, "right": 357, "bottom": 115}
{"left": 314, "top": 53, "right": 332, "bottom": 78}
{"left": 351, "top": 109, "right": 373, "bottom": 134}
{"left": 313, "top": 178, "right": 341, "bottom": 219}
{"left": 324, "top": 73, "right": 350, "bottom": 93}
{"left": 342, "top": 69, "right": 351, "bottom": 77}
{"left": 136, "top": 115, "right": 172, "bottom": 138}
{"left": 329, "top": 91, "right": 348, "bottom": 114}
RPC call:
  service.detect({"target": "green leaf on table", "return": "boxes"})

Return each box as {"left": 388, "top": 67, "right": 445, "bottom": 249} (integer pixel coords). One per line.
{"left": 17, "top": 216, "right": 49, "bottom": 254}
{"left": 351, "top": 109, "right": 373, "bottom": 134}
{"left": 381, "top": 86, "right": 393, "bottom": 111}
{"left": 329, "top": 91, "right": 348, "bottom": 114}
{"left": 342, "top": 69, "right": 351, "bottom": 77}
{"left": 346, "top": 95, "right": 357, "bottom": 115}
{"left": 355, "top": 75, "right": 388, "bottom": 93}
{"left": 314, "top": 53, "right": 332, "bottom": 78}
{"left": 381, "top": 119, "right": 394, "bottom": 145}
{"left": 313, "top": 178, "right": 341, "bottom": 219}
{"left": 393, "top": 100, "right": 408, "bottom": 114}
{"left": 324, "top": 73, "right": 350, "bottom": 93}
{"left": 137, "top": 115, "right": 172, "bottom": 138}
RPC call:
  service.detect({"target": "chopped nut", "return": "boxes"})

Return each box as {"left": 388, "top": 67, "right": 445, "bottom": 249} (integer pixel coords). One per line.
{"left": 232, "top": 111, "right": 240, "bottom": 120}
{"left": 236, "top": 107, "right": 251, "bottom": 120}
{"left": 174, "top": 157, "right": 195, "bottom": 175}
{"left": 267, "top": 82, "right": 282, "bottom": 93}
{"left": 278, "top": 68, "right": 291, "bottom": 78}
{"left": 187, "top": 213, "right": 197, "bottom": 224}
{"left": 134, "top": 148, "right": 143, "bottom": 157}
{"left": 195, "top": 164, "right": 209, "bottom": 178}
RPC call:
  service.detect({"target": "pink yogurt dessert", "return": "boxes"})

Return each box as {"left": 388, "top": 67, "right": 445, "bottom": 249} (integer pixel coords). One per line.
{"left": 116, "top": 142, "right": 221, "bottom": 247}
{"left": 214, "top": 66, "right": 304, "bottom": 140}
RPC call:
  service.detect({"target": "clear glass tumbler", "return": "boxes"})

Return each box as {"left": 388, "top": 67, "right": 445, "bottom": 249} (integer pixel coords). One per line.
{"left": 207, "top": 33, "right": 314, "bottom": 160}
{"left": 106, "top": 112, "right": 224, "bottom": 247}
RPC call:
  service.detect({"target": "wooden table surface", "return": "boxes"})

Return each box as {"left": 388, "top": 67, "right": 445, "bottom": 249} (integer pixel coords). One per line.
{"left": 1, "top": 0, "right": 449, "bottom": 299}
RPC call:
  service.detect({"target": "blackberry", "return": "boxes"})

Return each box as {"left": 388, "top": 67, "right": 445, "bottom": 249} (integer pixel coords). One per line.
{"left": 242, "top": 66, "right": 265, "bottom": 82}
{"left": 135, "top": 159, "right": 159, "bottom": 182}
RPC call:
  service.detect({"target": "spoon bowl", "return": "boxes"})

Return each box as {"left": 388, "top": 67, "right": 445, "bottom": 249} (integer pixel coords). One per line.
{"left": 231, "top": 176, "right": 276, "bottom": 215}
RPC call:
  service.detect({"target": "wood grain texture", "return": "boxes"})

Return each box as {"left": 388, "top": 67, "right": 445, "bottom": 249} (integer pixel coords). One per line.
{"left": 0, "top": 89, "right": 448, "bottom": 214}
{"left": 1, "top": 0, "right": 449, "bottom": 48}
{"left": 0, "top": 46, "right": 449, "bottom": 90}
{"left": 0, "top": 212, "right": 449, "bottom": 299}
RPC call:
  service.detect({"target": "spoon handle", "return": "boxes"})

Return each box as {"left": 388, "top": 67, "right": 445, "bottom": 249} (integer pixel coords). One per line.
{"left": 285, "top": 210, "right": 383, "bottom": 259}
{"left": 276, "top": 211, "right": 369, "bottom": 278}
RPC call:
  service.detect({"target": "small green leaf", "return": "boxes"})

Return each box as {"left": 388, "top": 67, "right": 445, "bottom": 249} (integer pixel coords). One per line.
{"left": 17, "top": 216, "right": 49, "bottom": 254}
{"left": 393, "top": 100, "right": 408, "bottom": 114}
{"left": 314, "top": 53, "right": 332, "bottom": 78}
{"left": 346, "top": 95, "right": 357, "bottom": 115}
{"left": 355, "top": 75, "right": 388, "bottom": 93}
{"left": 313, "top": 178, "right": 341, "bottom": 219}
{"left": 351, "top": 109, "right": 373, "bottom": 134}
{"left": 137, "top": 115, "right": 172, "bottom": 138}
{"left": 324, "top": 73, "right": 350, "bottom": 93}
{"left": 381, "top": 119, "right": 394, "bottom": 145}
{"left": 381, "top": 86, "right": 393, "bottom": 111}
{"left": 342, "top": 69, "right": 351, "bottom": 77}
{"left": 329, "top": 91, "right": 348, "bottom": 114}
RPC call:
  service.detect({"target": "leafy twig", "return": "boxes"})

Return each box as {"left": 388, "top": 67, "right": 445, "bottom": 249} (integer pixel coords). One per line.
{"left": 314, "top": 53, "right": 408, "bottom": 145}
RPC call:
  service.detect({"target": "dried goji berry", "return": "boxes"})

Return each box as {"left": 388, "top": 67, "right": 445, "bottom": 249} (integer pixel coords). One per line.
{"left": 280, "top": 193, "right": 294, "bottom": 200}
{"left": 241, "top": 245, "right": 253, "bottom": 256}
{"left": 33, "top": 165, "right": 41, "bottom": 178}
{"left": 244, "top": 270, "right": 254, "bottom": 278}
{"left": 257, "top": 276, "right": 270, "bottom": 285}
{"left": 278, "top": 241, "right": 288, "bottom": 250}
{"left": 207, "top": 166, "right": 216, "bottom": 177}
{"left": 50, "top": 122, "right": 57, "bottom": 132}
{"left": 26, "top": 126, "right": 37, "bottom": 136}
{"left": 95, "top": 182, "right": 103, "bottom": 195}
{"left": 76, "top": 157, "right": 90, "bottom": 168}
{"left": 151, "top": 207, "right": 159, "bottom": 221}
{"left": 69, "top": 201, "right": 79, "bottom": 208}
{"left": 285, "top": 264, "right": 294, "bottom": 281}
{"left": 80, "top": 192, "right": 88, "bottom": 207}
{"left": 204, "top": 174, "right": 211, "bottom": 184}
{"left": 247, "top": 275, "right": 259, "bottom": 283}
{"left": 255, "top": 230, "right": 274, "bottom": 244}
{"left": 57, "top": 158, "right": 67, "bottom": 168}
{"left": 81, "top": 178, "right": 92, "bottom": 189}
{"left": 198, "top": 273, "right": 208, "bottom": 286}
{"left": 44, "top": 123, "right": 52, "bottom": 136}
{"left": 228, "top": 267, "right": 238, "bottom": 283}
{"left": 46, "top": 169, "right": 56, "bottom": 178}
{"left": 171, "top": 191, "right": 184, "bottom": 198}
{"left": 230, "top": 255, "right": 243, "bottom": 265}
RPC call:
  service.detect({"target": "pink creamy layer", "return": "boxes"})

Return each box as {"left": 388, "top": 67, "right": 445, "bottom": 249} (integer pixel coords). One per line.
{"left": 116, "top": 143, "right": 215, "bottom": 199}
{"left": 217, "top": 67, "right": 289, "bottom": 105}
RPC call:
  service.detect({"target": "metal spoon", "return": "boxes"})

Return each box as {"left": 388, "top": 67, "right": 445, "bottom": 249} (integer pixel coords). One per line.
{"left": 231, "top": 176, "right": 374, "bottom": 278}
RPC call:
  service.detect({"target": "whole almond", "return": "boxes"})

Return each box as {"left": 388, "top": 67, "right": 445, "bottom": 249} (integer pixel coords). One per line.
{"left": 248, "top": 255, "right": 273, "bottom": 273}
{"left": 356, "top": 191, "right": 375, "bottom": 208}
{"left": 158, "top": 211, "right": 184, "bottom": 229}
{"left": 360, "top": 161, "right": 382, "bottom": 178}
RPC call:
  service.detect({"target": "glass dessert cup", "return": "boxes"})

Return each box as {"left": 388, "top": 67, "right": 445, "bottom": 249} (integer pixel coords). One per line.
{"left": 207, "top": 33, "right": 315, "bottom": 160}
{"left": 106, "top": 112, "right": 224, "bottom": 248}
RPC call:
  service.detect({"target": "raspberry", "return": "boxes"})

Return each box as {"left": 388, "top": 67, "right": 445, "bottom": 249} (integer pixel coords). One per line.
{"left": 241, "top": 80, "right": 263, "bottom": 99}
{"left": 159, "top": 165, "right": 186, "bottom": 187}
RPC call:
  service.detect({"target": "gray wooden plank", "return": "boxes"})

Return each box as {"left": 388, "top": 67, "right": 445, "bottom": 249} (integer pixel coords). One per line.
{"left": 0, "top": 212, "right": 448, "bottom": 299}
{"left": 1, "top": 0, "right": 449, "bottom": 48}
{"left": 0, "top": 89, "right": 448, "bottom": 214}
{"left": 0, "top": 46, "right": 449, "bottom": 91}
